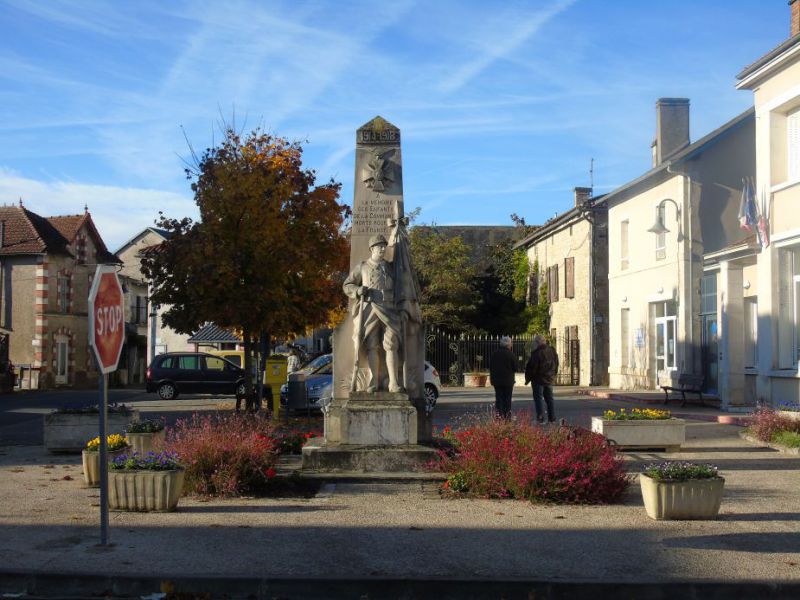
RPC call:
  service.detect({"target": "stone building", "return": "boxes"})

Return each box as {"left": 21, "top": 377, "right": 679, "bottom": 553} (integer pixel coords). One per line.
{"left": 515, "top": 188, "right": 609, "bottom": 386}
{"left": 115, "top": 227, "right": 193, "bottom": 366}
{"left": 0, "top": 204, "right": 119, "bottom": 389}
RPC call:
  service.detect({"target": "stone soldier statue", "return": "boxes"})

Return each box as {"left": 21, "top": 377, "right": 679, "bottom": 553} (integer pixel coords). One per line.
{"left": 343, "top": 234, "right": 404, "bottom": 393}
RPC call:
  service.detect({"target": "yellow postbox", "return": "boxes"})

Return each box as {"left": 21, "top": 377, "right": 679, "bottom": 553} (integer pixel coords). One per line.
{"left": 264, "top": 356, "right": 288, "bottom": 414}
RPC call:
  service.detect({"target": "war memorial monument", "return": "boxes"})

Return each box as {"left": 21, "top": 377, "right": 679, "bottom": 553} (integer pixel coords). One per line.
{"left": 302, "top": 117, "right": 436, "bottom": 472}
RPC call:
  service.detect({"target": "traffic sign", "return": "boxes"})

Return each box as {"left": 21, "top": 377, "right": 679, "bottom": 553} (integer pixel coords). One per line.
{"left": 88, "top": 265, "right": 125, "bottom": 374}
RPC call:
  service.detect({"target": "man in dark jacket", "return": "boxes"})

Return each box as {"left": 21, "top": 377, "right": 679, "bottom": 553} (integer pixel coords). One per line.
{"left": 489, "top": 336, "right": 517, "bottom": 418}
{"left": 525, "top": 334, "right": 559, "bottom": 423}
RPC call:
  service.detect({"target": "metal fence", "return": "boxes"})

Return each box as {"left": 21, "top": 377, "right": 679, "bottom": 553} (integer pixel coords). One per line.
{"left": 424, "top": 327, "right": 535, "bottom": 387}
{"left": 424, "top": 327, "right": 580, "bottom": 386}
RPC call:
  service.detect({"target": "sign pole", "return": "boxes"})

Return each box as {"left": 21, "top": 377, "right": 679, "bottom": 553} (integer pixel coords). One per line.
{"left": 99, "top": 369, "right": 109, "bottom": 545}
{"left": 88, "top": 263, "right": 125, "bottom": 548}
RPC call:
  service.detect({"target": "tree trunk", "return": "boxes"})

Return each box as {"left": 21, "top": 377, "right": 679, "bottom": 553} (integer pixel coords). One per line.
{"left": 240, "top": 327, "right": 253, "bottom": 412}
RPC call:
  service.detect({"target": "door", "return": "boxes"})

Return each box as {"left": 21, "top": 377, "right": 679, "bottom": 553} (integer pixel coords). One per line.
{"left": 55, "top": 338, "right": 68, "bottom": 385}
{"left": 702, "top": 315, "right": 719, "bottom": 394}
{"left": 654, "top": 316, "right": 676, "bottom": 387}
{"left": 203, "top": 356, "right": 235, "bottom": 394}
{"left": 176, "top": 354, "right": 203, "bottom": 393}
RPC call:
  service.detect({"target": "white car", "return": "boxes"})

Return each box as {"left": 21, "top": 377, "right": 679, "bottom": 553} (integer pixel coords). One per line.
{"left": 280, "top": 355, "right": 441, "bottom": 413}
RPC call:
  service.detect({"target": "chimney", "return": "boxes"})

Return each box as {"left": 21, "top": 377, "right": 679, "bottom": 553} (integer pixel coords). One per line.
{"left": 574, "top": 187, "right": 592, "bottom": 207}
{"left": 653, "top": 98, "right": 690, "bottom": 166}
{"left": 792, "top": 0, "right": 800, "bottom": 37}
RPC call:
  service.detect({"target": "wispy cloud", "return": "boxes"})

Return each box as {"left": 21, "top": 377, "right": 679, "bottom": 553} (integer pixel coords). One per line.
{"left": 0, "top": 168, "right": 193, "bottom": 250}
{"left": 438, "top": 0, "right": 579, "bottom": 94}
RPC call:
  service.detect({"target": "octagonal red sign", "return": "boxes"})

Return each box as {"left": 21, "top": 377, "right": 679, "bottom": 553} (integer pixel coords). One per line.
{"left": 88, "top": 265, "right": 125, "bottom": 374}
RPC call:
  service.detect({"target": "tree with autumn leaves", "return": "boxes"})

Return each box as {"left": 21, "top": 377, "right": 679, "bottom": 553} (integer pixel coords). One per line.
{"left": 141, "top": 128, "right": 350, "bottom": 406}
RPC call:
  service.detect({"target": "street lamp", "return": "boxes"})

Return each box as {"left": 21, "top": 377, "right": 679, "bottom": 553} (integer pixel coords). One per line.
{"left": 647, "top": 198, "right": 681, "bottom": 235}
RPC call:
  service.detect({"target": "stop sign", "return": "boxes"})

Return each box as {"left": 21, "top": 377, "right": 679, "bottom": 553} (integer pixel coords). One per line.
{"left": 88, "top": 265, "right": 125, "bottom": 374}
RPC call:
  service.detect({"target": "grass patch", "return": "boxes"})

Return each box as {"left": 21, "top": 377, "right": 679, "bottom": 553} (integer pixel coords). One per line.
{"left": 772, "top": 430, "right": 800, "bottom": 449}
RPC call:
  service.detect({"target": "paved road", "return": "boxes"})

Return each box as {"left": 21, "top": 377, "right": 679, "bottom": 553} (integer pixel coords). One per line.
{"left": 1, "top": 385, "right": 727, "bottom": 447}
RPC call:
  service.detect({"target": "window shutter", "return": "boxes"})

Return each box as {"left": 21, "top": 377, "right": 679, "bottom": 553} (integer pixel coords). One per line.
{"left": 552, "top": 265, "right": 559, "bottom": 301}
{"left": 565, "top": 257, "right": 575, "bottom": 298}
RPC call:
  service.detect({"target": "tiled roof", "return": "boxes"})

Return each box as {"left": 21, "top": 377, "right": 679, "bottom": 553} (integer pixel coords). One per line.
{"left": 0, "top": 205, "right": 71, "bottom": 256}
{"left": 0, "top": 205, "right": 119, "bottom": 262}
{"left": 188, "top": 323, "right": 242, "bottom": 344}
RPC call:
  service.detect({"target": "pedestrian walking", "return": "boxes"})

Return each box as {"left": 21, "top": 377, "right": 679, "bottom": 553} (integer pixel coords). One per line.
{"left": 489, "top": 335, "right": 517, "bottom": 418}
{"left": 524, "top": 334, "right": 559, "bottom": 423}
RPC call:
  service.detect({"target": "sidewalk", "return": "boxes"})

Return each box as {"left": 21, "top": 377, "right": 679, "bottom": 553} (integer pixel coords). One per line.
{"left": 1, "top": 414, "right": 799, "bottom": 598}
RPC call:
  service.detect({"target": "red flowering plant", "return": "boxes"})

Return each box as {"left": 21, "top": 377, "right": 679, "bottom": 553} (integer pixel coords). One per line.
{"left": 164, "top": 413, "right": 280, "bottom": 497}
{"left": 434, "top": 414, "right": 630, "bottom": 504}
{"left": 747, "top": 405, "right": 800, "bottom": 443}
{"left": 275, "top": 429, "right": 320, "bottom": 455}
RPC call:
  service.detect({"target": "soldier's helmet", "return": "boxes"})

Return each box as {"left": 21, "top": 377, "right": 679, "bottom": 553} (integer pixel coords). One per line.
{"left": 369, "top": 234, "right": 388, "bottom": 248}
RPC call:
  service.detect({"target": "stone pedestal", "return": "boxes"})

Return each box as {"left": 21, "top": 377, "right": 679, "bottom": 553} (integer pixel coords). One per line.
{"left": 325, "top": 391, "right": 417, "bottom": 445}
{"left": 302, "top": 391, "right": 437, "bottom": 473}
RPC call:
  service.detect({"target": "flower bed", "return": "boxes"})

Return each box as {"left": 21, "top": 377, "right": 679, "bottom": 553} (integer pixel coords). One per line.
{"left": 109, "top": 451, "right": 185, "bottom": 511}
{"left": 433, "top": 417, "right": 629, "bottom": 504}
{"left": 44, "top": 405, "right": 138, "bottom": 453}
{"left": 125, "top": 419, "right": 166, "bottom": 455}
{"left": 592, "top": 409, "right": 684, "bottom": 451}
{"left": 747, "top": 406, "right": 800, "bottom": 444}
{"left": 164, "top": 413, "right": 281, "bottom": 497}
{"left": 639, "top": 461, "right": 724, "bottom": 520}
{"left": 602, "top": 408, "right": 671, "bottom": 420}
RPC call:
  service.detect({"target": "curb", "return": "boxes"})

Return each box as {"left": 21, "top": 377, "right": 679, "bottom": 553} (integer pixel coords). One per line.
{"left": 739, "top": 431, "right": 800, "bottom": 455}
{"left": 3, "top": 572, "right": 800, "bottom": 600}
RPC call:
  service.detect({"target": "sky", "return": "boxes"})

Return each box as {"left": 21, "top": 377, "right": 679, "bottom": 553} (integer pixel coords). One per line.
{"left": 0, "top": 0, "right": 791, "bottom": 251}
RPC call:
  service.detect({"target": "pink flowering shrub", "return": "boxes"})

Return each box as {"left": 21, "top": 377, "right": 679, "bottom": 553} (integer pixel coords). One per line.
{"left": 165, "top": 413, "right": 279, "bottom": 497}
{"left": 435, "top": 417, "right": 629, "bottom": 504}
{"left": 748, "top": 406, "right": 800, "bottom": 442}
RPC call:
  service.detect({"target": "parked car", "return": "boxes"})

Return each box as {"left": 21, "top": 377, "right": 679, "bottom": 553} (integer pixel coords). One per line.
{"left": 280, "top": 355, "right": 441, "bottom": 413}
{"left": 146, "top": 352, "right": 247, "bottom": 400}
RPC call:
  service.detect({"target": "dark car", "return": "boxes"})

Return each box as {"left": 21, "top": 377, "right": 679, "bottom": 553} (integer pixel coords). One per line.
{"left": 146, "top": 352, "right": 247, "bottom": 400}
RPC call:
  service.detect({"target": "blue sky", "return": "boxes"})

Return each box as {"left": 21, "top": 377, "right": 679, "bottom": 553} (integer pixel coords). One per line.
{"left": 0, "top": 0, "right": 790, "bottom": 249}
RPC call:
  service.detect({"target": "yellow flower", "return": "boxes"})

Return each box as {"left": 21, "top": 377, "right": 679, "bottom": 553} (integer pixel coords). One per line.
{"left": 85, "top": 433, "right": 129, "bottom": 451}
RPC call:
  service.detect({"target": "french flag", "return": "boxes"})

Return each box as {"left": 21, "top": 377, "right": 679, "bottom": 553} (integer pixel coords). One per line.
{"left": 738, "top": 178, "right": 757, "bottom": 232}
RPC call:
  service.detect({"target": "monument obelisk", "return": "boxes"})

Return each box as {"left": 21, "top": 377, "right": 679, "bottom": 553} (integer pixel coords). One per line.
{"left": 302, "top": 116, "right": 434, "bottom": 472}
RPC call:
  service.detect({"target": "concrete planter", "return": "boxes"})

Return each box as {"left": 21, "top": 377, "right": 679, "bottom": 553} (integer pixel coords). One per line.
{"left": 591, "top": 417, "right": 685, "bottom": 451}
{"left": 463, "top": 373, "right": 488, "bottom": 387}
{"left": 639, "top": 473, "right": 724, "bottom": 520}
{"left": 81, "top": 448, "right": 129, "bottom": 487}
{"left": 125, "top": 430, "right": 166, "bottom": 455}
{"left": 108, "top": 469, "right": 185, "bottom": 512}
{"left": 44, "top": 411, "right": 139, "bottom": 453}
{"left": 779, "top": 411, "right": 800, "bottom": 422}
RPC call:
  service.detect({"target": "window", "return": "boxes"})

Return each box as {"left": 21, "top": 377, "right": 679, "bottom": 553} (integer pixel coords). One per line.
{"left": 789, "top": 108, "right": 800, "bottom": 182}
{"left": 620, "top": 220, "right": 629, "bottom": 270}
{"left": 654, "top": 301, "right": 677, "bottom": 375}
{"left": 130, "top": 295, "right": 147, "bottom": 324}
{"left": 701, "top": 273, "right": 718, "bottom": 314}
{"left": 744, "top": 298, "right": 758, "bottom": 369}
{"left": 58, "top": 276, "right": 68, "bottom": 312}
{"left": 178, "top": 355, "right": 200, "bottom": 370}
{"left": 564, "top": 257, "right": 575, "bottom": 298}
{"left": 777, "top": 246, "right": 800, "bottom": 368}
{"left": 159, "top": 356, "right": 176, "bottom": 369}
{"left": 655, "top": 205, "right": 666, "bottom": 260}
{"left": 56, "top": 340, "right": 68, "bottom": 383}
{"left": 204, "top": 357, "right": 227, "bottom": 371}
{"left": 621, "top": 308, "right": 630, "bottom": 367}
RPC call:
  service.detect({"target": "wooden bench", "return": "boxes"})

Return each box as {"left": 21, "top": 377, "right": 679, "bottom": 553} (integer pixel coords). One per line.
{"left": 662, "top": 374, "right": 705, "bottom": 407}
